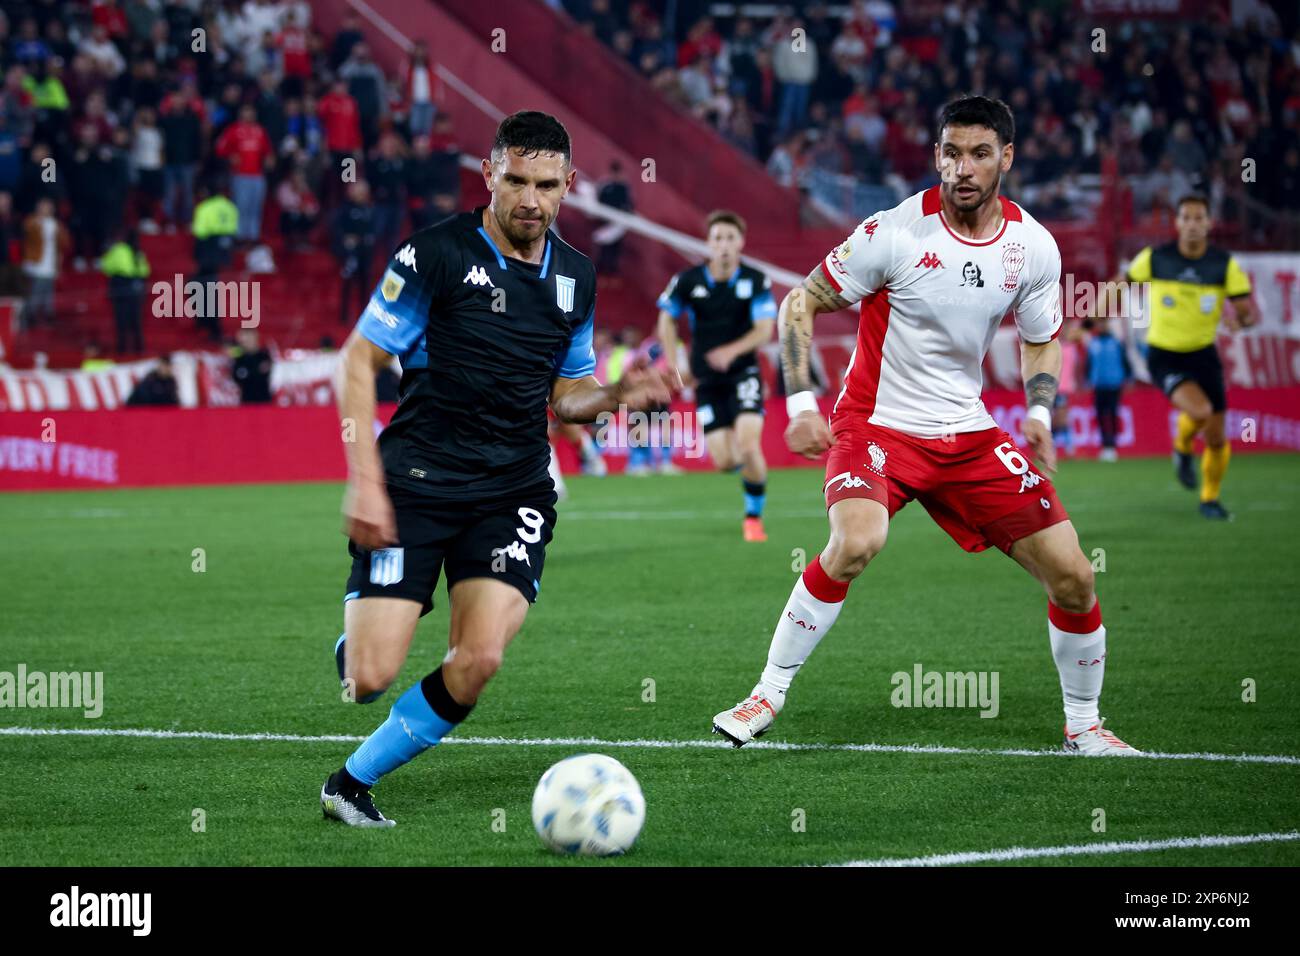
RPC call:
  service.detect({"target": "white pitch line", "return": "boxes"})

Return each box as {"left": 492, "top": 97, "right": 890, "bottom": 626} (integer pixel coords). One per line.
{"left": 832, "top": 830, "right": 1300, "bottom": 867}
{"left": 1, "top": 726, "right": 1298, "bottom": 766}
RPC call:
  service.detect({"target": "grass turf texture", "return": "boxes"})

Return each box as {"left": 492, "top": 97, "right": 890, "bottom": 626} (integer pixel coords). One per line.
{"left": 2, "top": 454, "right": 1297, "bottom": 866}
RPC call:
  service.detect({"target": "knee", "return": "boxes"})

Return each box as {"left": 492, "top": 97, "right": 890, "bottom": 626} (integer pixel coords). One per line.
{"left": 449, "top": 645, "right": 504, "bottom": 691}
{"left": 348, "top": 661, "right": 400, "bottom": 703}
{"left": 1047, "top": 555, "right": 1095, "bottom": 614}
{"left": 823, "top": 526, "right": 887, "bottom": 580}
{"left": 1203, "top": 419, "right": 1227, "bottom": 447}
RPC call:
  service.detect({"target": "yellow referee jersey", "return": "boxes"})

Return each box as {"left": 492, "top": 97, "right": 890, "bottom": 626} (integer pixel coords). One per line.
{"left": 1127, "top": 242, "right": 1252, "bottom": 352}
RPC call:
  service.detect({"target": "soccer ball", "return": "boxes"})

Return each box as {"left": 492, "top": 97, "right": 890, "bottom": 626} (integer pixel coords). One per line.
{"left": 531, "top": 754, "right": 646, "bottom": 856}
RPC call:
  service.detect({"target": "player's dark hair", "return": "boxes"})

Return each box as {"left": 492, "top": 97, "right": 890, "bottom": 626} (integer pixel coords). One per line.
{"left": 1176, "top": 193, "right": 1209, "bottom": 213}
{"left": 706, "top": 209, "right": 747, "bottom": 235}
{"left": 492, "top": 110, "right": 572, "bottom": 165}
{"left": 937, "top": 95, "right": 1015, "bottom": 146}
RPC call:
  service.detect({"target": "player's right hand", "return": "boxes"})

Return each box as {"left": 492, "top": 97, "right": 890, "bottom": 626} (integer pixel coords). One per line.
{"left": 785, "top": 410, "right": 833, "bottom": 459}
{"left": 614, "top": 366, "right": 677, "bottom": 410}
{"left": 343, "top": 478, "right": 398, "bottom": 550}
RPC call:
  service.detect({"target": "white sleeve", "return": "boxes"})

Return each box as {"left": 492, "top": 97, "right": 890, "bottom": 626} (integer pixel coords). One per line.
{"left": 819, "top": 213, "right": 896, "bottom": 306}
{"left": 1013, "top": 233, "right": 1063, "bottom": 344}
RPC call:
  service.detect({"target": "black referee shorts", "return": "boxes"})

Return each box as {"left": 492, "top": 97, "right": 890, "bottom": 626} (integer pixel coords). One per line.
{"left": 345, "top": 484, "right": 558, "bottom": 615}
{"left": 1147, "top": 344, "right": 1226, "bottom": 413}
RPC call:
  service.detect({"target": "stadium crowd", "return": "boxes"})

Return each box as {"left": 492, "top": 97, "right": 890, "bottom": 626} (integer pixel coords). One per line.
{"left": 0, "top": 0, "right": 465, "bottom": 353}
{"left": 562, "top": 0, "right": 1300, "bottom": 222}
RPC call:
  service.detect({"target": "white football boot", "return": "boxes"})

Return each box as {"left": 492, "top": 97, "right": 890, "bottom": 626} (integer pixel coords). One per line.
{"left": 1062, "top": 718, "right": 1142, "bottom": 756}
{"left": 712, "top": 687, "right": 781, "bottom": 747}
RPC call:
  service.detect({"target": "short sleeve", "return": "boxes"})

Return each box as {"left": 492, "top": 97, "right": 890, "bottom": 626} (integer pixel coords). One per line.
{"left": 1125, "top": 247, "right": 1152, "bottom": 283}
{"left": 750, "top": 273, "right": 777, "bottom": 323}
{"left": 555, "top": 301, "right": 596, "bottom": 378}
{"left": 656, "top": 272, "right": 687, "bottom": 319}
{"left": 1014, "top": 237, "right": 1063, "bottom": 344}
{"left": 820, "top": 214, "right": 894, "bottom": 305}
{"left": 356, "top": 236, "right": 449, "bottom": 357}
{"left": 1225, "top": 256, "right": 1252, "bottom": 298}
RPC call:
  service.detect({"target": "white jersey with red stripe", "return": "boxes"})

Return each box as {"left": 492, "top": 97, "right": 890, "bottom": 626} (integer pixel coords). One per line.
{"left": 820, "top": 185, "right": 1063, "bottom": 438}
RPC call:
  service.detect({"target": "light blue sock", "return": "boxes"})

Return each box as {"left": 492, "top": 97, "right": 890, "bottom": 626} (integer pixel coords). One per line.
{"left": 742, "top": 479, "right": 766, "bottom": 518}
{"left": 344, "top": 680, "right": 458, "bottom": 786}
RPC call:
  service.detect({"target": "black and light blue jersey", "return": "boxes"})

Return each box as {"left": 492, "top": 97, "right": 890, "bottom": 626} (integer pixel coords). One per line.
{"left": 657, "top": 263, "right": 777, "bottom": 381}
{"left": 356, "top": 206, "right": 597, "bottom": 500}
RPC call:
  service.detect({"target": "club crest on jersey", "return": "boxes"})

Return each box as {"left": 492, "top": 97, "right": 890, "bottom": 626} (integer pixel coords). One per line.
{"left": 555, "top": 274, "right": 575, "bottom": 313}
{"left": 867, "top": 442, "right": 887, "bottom": 475}
{"left": 380, "top": 269, "right": 405, "bottom": 302}
{"left": 915, "top": 251, "right": 944, "bottom": 269}
{"left": 395, "top": 244, "right": 417, "bottom": 269}
{"left": 464, "top": 265, "right": 494, "bottom": 287}
{"left": 1001, "top": 243, "right": 1026, "bottom": 292}
{"left": 736, "top": 278, "right": 753, "bottom": 299}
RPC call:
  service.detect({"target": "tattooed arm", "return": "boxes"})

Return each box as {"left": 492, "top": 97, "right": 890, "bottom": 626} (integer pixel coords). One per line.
{"left": 781, "top": 265, "right": 850, "bottom": 459}
{"left": 1020, "top": 338, "right": 1062, "bottom": 474}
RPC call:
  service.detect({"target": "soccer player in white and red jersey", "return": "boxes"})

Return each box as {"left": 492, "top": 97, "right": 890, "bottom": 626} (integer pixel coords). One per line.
{"left": 711, "top": 96, "right": 1140, "bottom": 756}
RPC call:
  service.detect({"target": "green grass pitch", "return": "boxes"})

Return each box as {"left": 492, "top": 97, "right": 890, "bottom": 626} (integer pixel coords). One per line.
{"left": 2, "top": 454, "right": 1298, "bottom": 866}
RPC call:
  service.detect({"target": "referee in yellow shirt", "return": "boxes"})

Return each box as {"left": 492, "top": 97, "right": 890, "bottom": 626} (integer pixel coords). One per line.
{"left": 1126, "top": 195, "right": 1257, "bottom": 519}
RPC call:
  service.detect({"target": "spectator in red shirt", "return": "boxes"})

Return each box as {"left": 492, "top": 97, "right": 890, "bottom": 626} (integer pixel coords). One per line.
{"left": 215, "top": 104, "right": 273, "bottom": 243}
{"left": 277, "top": 11, "right": 312, "bottom": 98}
{"left": 318, "top": 79, "right": 362, "bottom": 204}
{"left": 91, "top": 0, "right": 129, "bottom": 40}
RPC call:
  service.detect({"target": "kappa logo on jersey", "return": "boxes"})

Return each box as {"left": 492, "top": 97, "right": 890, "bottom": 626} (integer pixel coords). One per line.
{"left": 915, "top": 251, "right": 945, "bottom": 270}
{"left": 555, "top": 274, "right": 575, "bottom": 313}
{"left": 463, "top": 265, "right": 494, "bottom": 287}
{"left": 493, "top": 541, "right": 531, "bottom": 566}
{"left": 691, "top": 284, "right": 709, "bottom": 298}
{"left": 825, "top": 471, "right": 872, "bottom": 494}
{"left": 395, "top": 244, "right": 417, "bottom": 269}
{"left": 862, "top": 218, "right": 879, "bottom": 241}
{"left": 380, "top": 269, "right": 405, "bottom": 302}
{"left": 1001, "top": 242, "right": 1026, "bottom": 292}
{"left": 867, "top": 442, "right": 887, "bottom": 475}
{"left": 369, "top": 548, "right": 405, "bottom": 586}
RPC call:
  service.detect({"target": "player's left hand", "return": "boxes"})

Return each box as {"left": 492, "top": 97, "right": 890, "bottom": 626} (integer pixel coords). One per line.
{"left": 1022, "top": 418, "right": 1057, "bottom": 475}
{"left": 704, "top": 346, "right": 734, "bottom": 373}
{"left": 614, "top": 366, "right": 676, "bottom": 411}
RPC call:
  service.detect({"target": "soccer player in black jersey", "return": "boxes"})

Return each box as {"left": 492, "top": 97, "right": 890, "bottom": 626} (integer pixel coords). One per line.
{"left": 656, "top": 211, "right": 777, "bottom": 541}
{"left": 320, "top": 111, "right": 675, "bottom": 827}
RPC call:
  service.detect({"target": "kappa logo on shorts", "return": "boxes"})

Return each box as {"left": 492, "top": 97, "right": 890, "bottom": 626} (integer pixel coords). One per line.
{"left": 1019, "top": 470, "right": 1044, "bottom": 493}
{"left": 866, "top": 442, "right": 887, "bottom": 475}
{"left": 826, "top": 471, "right": 872, "bottom": 494}
{"left": 492, "top": 540, "right": 531, "bottom": 567}
{"left": 369, "top": 548, "right": 405, "bottom": 586}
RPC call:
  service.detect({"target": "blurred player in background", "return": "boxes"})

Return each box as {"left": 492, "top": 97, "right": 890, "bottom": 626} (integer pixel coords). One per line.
{"left": 1122, "top": 195, "right": 1256, "bottom": 519}
{"left": 712, "top": 96, "right": 1140, "bottom": 756}
{"left": 322, "top": 112, "right": 674, "bottom": 826}
{"left": 657, "top": 211, "right": 777, "bottom": 540}
{"left": 1083, "top": 318, "right": 1131, "bottom": 462}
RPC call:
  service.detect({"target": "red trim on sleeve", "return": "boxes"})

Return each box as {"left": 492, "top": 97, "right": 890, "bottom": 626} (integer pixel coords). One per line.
{"left": 999, "top": 195, "right": 1023, "bottom": 222}
{"left": 821, "top": 259, "right": 843, "bottom": 293}
{"left": 802, "top": 555, "right": 850, "bottom": 603}
{"left": 1049, "top": 599, "right": 1102, "bottom": 634}
{"left": 921, "top": 185, "right": 942, "bottom": 216}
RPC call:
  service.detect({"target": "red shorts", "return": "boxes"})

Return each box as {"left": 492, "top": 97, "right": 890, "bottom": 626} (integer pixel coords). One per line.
{"left": 823, "top": 420, "right": 1070, "bottom": 553}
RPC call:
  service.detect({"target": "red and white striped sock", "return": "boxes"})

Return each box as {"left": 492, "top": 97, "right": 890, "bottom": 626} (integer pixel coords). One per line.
{"left": 1048, "top": 599, "right": 1106, "bottom": 736}
{"left": 759, "top": 555, "right": 850, "bottom": 706}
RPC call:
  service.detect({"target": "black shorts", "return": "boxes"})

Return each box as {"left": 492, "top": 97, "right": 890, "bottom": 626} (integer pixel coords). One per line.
{"left": 1147, "top": 344, "right": 1226, "bottom": 413}
{"left": 345, "top": 485, "right": 557, "bottom": 615}
{"left": 695, "top": 369, "right": 764, "bottom": 434}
